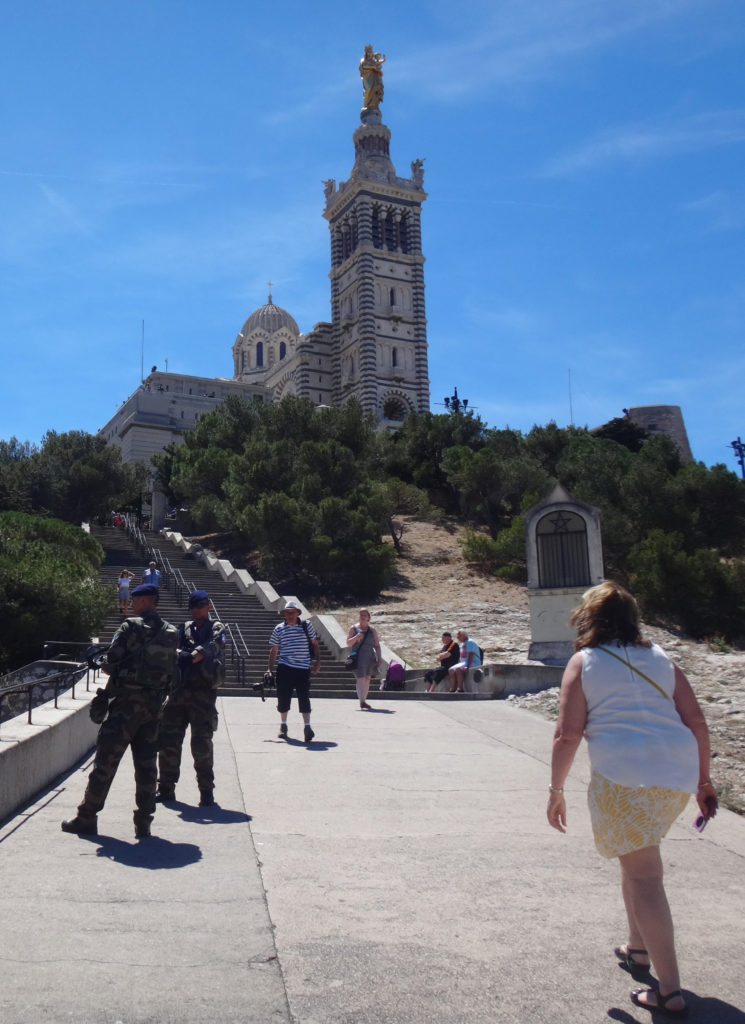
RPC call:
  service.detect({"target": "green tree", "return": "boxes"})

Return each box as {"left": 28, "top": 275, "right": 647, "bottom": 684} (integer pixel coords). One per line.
{"left": 440, "top": 446, "right": 550, "bottom": 536}
{"left": 593, "top": 416, "right": 650, "bottom": 453}
{"left": 382, "top": 410, "right": 489, "bottom": 511}
{"left": 629, "top": 529, "right": 745, "bottom": 641}
{"left": 0, "top": 512, "right": 112, "bottom": 673}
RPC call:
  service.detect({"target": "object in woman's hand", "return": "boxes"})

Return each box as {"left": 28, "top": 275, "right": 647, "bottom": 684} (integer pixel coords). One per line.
{"left": 693, "top": 812, "right": 708, "bottom": 832}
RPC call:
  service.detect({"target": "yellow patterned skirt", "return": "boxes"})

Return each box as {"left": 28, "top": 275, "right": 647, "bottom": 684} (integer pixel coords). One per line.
{"left": 588, "top": 771, "right": 690, "bottom": 859}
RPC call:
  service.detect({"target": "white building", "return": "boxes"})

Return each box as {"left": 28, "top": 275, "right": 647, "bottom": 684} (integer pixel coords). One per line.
{"left": 99, "top": 47, "right": 431, "bottom": 525}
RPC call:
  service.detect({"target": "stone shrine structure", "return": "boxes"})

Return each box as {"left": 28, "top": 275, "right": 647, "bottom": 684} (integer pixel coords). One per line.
{"left": 524, "top": 483, "right": 605, "bottom": 664}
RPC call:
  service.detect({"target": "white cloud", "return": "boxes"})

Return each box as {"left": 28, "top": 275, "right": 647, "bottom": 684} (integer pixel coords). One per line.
{"left": 390, "top": 0, "right": 702, "bottom": 100}
{"left": 542, "top": 110, "right": 745, "bottom": 177}
{"left": 682, "top": 189, "right": 745, "bottom": 232}
{"left": 37, "top": 182, "right": 92, "bottom": 236}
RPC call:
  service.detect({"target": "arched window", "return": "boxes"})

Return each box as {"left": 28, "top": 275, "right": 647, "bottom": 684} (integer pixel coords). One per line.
{"left": 372, "top": 206, "right": 381, "bottom": 248}
{"left": 392, "top": 347, "right": 398, "bottom": 368}
{"left": 256, "top": 342, "right": 264, "bottom": 368}
{"left": 536, "top": 511, "right": 590, "bottom": 588}
{"left": 383, "top": 396, "right": 407, "bottom": 421}
{"left": 280, "top": 341, "right": 287, "bottom": 360}
{"left": 390, "top": 287, "right": 396, "bottom": 308}
{"left": 399, "top": 213, "right": 409, "bottom": 254}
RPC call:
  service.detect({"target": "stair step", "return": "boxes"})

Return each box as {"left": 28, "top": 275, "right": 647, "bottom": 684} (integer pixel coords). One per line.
{"left": 90, "top": 525, "right": 360, "bottom": 698}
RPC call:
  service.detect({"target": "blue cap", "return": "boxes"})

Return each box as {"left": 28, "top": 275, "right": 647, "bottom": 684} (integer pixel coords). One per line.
{"left": 188, "top": 589, "right": 210, "bottom": 608}
{"left": 132, "top": 583, "right": 159, "bottom": 598}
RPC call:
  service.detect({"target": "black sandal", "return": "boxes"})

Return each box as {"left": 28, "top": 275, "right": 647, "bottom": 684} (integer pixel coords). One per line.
{"left": 631, "top": 987, "right": 688, "bottom": 1019}
{"left": 615, "top": 945, "right": 651, "bottom": 979}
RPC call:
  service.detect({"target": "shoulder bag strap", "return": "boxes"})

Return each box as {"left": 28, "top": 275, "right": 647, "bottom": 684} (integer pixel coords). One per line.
{"left": 597, "top": 646, "right": 672, "bottom": 702}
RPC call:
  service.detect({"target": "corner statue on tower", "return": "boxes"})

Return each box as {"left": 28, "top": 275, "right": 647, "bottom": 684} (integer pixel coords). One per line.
{"left": 359, "top": 45, "right": 385, "bottom": 111}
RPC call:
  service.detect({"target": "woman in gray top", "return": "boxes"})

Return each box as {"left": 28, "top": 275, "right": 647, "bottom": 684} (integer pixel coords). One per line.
{"left": 346, "top": 609, "right": 381, "bottom": 710}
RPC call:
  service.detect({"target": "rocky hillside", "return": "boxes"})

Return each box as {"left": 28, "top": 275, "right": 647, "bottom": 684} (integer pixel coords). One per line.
{"left": 324, "top": 516, "right": 745, "bottom": 814}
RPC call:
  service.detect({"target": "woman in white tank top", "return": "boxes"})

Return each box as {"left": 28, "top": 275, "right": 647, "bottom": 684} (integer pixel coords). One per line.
{"left": 546, "top": 582, "right": 717, "bottom": 1018}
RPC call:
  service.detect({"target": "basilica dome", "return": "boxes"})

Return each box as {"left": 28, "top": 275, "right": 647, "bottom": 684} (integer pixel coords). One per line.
{"left": 239, "top": 294, "right": 299, "bottom": 338}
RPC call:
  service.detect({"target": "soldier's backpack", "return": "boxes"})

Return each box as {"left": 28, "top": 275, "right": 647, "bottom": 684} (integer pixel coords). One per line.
{"left": 103, "top": 616, "right": 178, "bottom": 691}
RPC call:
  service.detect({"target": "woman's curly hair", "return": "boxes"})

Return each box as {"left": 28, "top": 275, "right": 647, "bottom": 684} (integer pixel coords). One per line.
{"left": 570, "top": 581, "right": 648, "bottom": 650}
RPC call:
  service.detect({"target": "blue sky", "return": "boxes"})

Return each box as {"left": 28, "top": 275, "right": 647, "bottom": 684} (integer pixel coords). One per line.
{"left": 2, "top": 0, "right": 743, "bottom": 470}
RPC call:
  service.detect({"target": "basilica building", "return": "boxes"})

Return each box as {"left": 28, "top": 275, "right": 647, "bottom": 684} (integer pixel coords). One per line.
{"left": 100, "top": 47, "right": 430, "bottom": 501}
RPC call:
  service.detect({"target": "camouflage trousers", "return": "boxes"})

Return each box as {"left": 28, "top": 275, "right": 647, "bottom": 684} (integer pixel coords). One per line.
{"left": 78, "top": 694, "right": 161, "bottom": 830}
{"left": 158, "top": 688, "right": 218, "bottom": 795}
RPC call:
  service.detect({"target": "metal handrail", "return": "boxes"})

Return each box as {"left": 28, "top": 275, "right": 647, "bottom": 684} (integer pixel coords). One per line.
{"left": 171, "top": 568, "right": 191, "bottom": 607}
{"left": 0, "top": 666, "right": 89, "bottom": 729}
{"left": 230, "top": 622, "right": 251, "bottom": 660}
{"left": 39, "top": 643, "right": 101, "bottom": 692}
{"left": 223, "top": 623, "right": 248, "bottom": 687}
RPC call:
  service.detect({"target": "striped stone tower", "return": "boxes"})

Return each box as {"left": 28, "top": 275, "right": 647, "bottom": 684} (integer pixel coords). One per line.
{"left": 322, "top": 46, "right": 430, "bottom": 424}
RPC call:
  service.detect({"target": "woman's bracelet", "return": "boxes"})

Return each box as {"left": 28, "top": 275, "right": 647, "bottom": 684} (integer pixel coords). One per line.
{"left": 698, "top": 781, "right": 714, "bottom": 789}
{"left": 548, "top": 785, "right": 564, "bottom": 794}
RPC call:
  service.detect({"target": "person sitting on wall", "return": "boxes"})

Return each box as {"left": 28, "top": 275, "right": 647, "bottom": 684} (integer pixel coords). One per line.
{"left": 424, "top": 632, "right": 460, "bottom": 693}
{"left": 448, "top": 630, "right": 482, "bottom": 693}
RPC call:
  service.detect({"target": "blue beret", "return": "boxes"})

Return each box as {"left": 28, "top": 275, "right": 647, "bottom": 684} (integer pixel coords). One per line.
{"left": 132, "top": 583, "right": 159, "bottom": 598}
{"left": 188, "top": 589, "right": 210, "bottom": 607}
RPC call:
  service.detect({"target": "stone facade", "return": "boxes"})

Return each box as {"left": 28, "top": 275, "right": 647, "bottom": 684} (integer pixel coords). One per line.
{"left": 627, "top": 404, "right": 693, "bottom": 463}
{"left": 229, "top": 76, "right": 430, "bottom": 424}
{"left": 99, "top": 371, "right": 266, "bottom": 466}
{"left": 100, "top": 47, "right": 431, "bottom": 499}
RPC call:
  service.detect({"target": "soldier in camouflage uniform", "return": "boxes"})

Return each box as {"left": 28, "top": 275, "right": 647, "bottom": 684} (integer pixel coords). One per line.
{"left": 62, "top": 584, "right": 178, "bottom": 839}
{"left": 156, "top": 590, "right": 226, "bottom": 807}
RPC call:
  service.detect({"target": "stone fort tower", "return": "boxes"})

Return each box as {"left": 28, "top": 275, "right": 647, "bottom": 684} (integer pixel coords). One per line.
{"left": 231, "top": 46, "right": 430, "bottom": 423}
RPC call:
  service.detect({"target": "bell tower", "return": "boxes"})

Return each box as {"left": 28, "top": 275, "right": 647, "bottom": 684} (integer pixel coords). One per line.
{"left": 323, "top": 46, "right": 430, "bottom": 424}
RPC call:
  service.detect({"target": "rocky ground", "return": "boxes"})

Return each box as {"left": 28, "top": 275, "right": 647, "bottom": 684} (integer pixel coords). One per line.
{"left": 324, "top": 517, "right": 745, "bottom": 815}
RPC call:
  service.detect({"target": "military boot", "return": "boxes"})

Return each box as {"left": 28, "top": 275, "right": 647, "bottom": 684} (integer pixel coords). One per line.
{"left": 199, "top": 790, "right": 215, "bottom": 807}
{"left": 134, "top": 813, "right": 153, "bottom": 839}
{"left": 61, "top": 815, "right": 98, "bottom": 835}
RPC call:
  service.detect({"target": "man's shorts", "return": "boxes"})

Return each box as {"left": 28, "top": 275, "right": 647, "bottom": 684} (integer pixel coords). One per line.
{"left": 276, "top": 663, "right": 312, "bottom": 714}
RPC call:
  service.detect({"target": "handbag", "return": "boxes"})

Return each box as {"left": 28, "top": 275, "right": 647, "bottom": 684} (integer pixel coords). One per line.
{"left": 345, "top": 626, "right": 370, "bottom": 668}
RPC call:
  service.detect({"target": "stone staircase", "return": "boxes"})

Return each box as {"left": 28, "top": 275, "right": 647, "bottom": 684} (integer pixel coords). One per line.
{"left": 89, "top": 525, "right": 357, "bottom": 699}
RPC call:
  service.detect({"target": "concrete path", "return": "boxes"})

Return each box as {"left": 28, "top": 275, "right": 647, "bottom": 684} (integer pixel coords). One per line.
{"left": 2, "top": 698, "right": 744, "bottom": 1024}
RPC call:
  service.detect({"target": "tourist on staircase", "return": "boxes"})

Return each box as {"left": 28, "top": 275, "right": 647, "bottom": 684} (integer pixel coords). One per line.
{"left": 142, "top": 560, "right": 162, "bottom": 588}
{"left": 117, "top": 568, "right": 135, "bottom": 615}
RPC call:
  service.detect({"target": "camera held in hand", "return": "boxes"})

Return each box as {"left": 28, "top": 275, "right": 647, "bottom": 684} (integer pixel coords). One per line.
{"left": 252, "top": 671, "right": 274, "bottom": 702}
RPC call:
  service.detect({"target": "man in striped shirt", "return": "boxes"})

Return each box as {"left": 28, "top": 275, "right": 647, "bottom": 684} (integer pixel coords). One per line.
{"left": 268, "top": 602, "right": 321, "bottom": 743}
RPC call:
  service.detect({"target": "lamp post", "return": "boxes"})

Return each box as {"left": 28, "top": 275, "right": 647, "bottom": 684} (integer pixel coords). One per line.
{"left": 730, "top": 437, "right": 745, "bottom": 479}
{"left": 443, "top": 386, "right": 469, "bottom": 414}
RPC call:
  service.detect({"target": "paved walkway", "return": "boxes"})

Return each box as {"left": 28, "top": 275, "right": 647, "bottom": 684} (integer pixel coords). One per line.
{"left": 2, "top": 698, "right": 744, "bottom": 1024}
